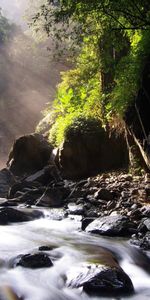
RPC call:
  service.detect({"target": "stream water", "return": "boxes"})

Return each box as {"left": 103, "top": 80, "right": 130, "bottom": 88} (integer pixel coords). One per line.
{"left": 0, "top": 209, "right": 150, "bottom": 300}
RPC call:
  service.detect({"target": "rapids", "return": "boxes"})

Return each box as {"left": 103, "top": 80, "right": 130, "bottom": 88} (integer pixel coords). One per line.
{"left": 0, "top": 209, "right": 150, "bottom": 300}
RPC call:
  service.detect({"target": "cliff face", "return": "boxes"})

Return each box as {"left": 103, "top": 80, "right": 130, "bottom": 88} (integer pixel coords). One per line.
{"left": 125, "top": 58, "right": 150, "bottom": 170}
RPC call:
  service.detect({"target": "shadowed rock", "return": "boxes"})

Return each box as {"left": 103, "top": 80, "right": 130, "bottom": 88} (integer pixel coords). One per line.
{"left": 67, "top": 262, "right": 134, "bottom": 297}
{"left": 0, "top": 168, "right": 15, "bottom": 197}
{"left": 12, "top": 252, "right": 53, "bottom": 269}
{"left": 7, "top": 133, "right": 53, "bottom": 176}
{"left": 0, "top": 207, "right": 43, "bottom": 224}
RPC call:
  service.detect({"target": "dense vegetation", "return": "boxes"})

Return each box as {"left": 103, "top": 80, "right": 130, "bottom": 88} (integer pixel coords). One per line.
{"left": 28, "top": 1, "right": 150, "bottom": 145}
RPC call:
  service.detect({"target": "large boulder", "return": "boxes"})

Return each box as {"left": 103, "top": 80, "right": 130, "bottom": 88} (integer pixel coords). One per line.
{"left": 7, "top": 133, "right": 53, "bottom": 176}
{"left": 85, "top": 214, "right": 136, "bottom": 237}
{"left": 67, "top": 262, "right": 134, "bottom": 297}
{"left": 0, "top": 207, "right": 43, "bottom": 225}
{"left": 58, "top": 118, "right": 128, "bottom": 179}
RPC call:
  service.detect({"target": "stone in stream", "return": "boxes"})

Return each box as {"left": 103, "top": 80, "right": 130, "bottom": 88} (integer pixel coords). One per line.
{"left": 67, "top": 203, "right": 84, "bottom": 215}
{"left": 85, "top": 214, "right": 136, "bottom": 236}
{"left": 0, "top": 207, "right": 43, "bottom": 225}
{"left": 12, "top": 253, "right": 53, "bottom": 269}
{"left": 81, "top": 217, "right": 95, "bottom": 230}
{"left": 67, "top": 263, "right": 134, "bottom": 297}
{"left": 143, "top": 218, "right": 150, "bottom": 230}
{"left": 39, "top": 245, "right": 55, "bottom": 251}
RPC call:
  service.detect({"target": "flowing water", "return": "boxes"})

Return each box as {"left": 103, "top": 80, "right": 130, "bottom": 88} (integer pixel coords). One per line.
{"left": 0, "top": 209, "right": 150, "bottom": 300}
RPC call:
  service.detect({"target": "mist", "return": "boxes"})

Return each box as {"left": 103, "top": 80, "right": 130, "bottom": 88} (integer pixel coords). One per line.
{"left": 0, "top": 0, "right": 28, "bottom": 27}
{"left": 0, "top": 1, "right": 67, "bottom": 167}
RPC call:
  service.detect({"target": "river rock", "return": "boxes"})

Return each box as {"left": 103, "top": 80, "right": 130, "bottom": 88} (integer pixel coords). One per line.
{"left": 130, "top": 232, "right": 150, "bottom": 250}
{"left": 12, "top": 252, "right": 53, "bottom": 269}
{"left": 140, "top": 205, "right": 150, "bottom": 217}
{"left": 143, "top": 218, "right": 150, "bottom": 230}
{"left": 0, "top": 207, "right": 43, "bottom": 224}
{"left": 85, "top": 215, "right": 136, "bottom": 236}
{"left": 8, "top": 180, "right": 42, "bottom": 199}
{"left": 0, "top": 197, "right": 20, "bottom": 207}
{"left": 16, "top": 189, "right": 45, "bottom": 206}
{"left": 94, "top": 188, "right": 113, "bottom": 200}
{"left": 36, "top": 186, "right": 69, "bottom": 207}
{"left": 7, "top": 133, "right": 53, "bottom": 176}
{"left": 81, "top": 217, "right": 95, "bottom": 230}
{"left": 67, "top": 203, "right": 84, "bottom": 215}
{"left": 25, "top": 164, "right": 61, "bottom": 185}
{"left": 67, "top": 263, "right": 134, "bottom": 296}
{"left": 0, "top": 168, "right": 15, "bottom": 197}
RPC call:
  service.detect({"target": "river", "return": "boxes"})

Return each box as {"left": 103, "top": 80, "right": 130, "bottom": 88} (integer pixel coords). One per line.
{"left": 0, "top": 209, "right": 150, "bottom": 300}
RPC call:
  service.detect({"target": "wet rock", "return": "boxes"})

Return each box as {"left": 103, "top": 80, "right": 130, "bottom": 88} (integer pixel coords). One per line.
{"left": 25, "top": 165, "right": 61, "bottom": 185}
{"left": 39, "top": 245, "right": 55, "bottom": 251}
{"left": 0, "top": 198, "right": 20, "bottom": 207}
{"left": 107, "top": 201, "right": 116, "bottom": 210}
{"left": 143, "top": 218, "right": 150, "bottom": 230}
{"left": 36, "top": 186, "right": 69, "bottom": 207}
{"left": 14, "top": 189, "right": 44, "bottom": 206}
{"left": 84, "top": 209, "right": 99, "bottom": 218}
{"left": 145, "top": 185, "right": 150, "bottom": 196}
{"left": 67, "top": 263, "right": 134, "bottom": 297}
{"left": 81, "top": 217, "right": 95, "bottom": 230}
{"left": 8, "top": 180, "right": 42, "bottom": 199}
{"left": 140, "top": 205, "right": 150, "bottom": 217}
{"left": 129, "top": 208, "right": 142, "bottom": 220}
{"left": 130, "top": 232, "right": 150, "bottom": 250}
{"left": 129, "top": 247, "right": 150, "bottom": 273}
{"left": 85, "top": 215, "right": 136, "bottom": 236}
{"left": 67, "top": 203, "right": 84, "bottom": 215}
{"left": 0, "top": 207, "right": 43, "bottom": 224}
{"left": 0, "top": 168, "right": 15, "bottom": 197}
{"left": 12, "top": 252, "right": 53, "bottom": 269}
{"left": 7, "top": 133, "right": 53, "bottom": 176}
{"left": 140, "top": 232, "right": 150, "bottom": 250}
{"left": 94, "top": 188, "right": 113, "bottom": 201}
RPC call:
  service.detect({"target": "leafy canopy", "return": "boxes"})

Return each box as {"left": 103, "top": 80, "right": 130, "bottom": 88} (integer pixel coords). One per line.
{"left": 34, "top": 1, "right": 150, "bottom": 145}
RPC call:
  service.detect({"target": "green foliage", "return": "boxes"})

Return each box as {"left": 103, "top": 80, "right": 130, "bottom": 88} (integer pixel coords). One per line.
{"left": 64, "top": 116, "right": 103, "bottom": 139}
{"left": 110, "top": 30, "right": 150, "bottom": 116}
{"left": 49, "top": 113, "right": 102, "bottom": 147}
{"left": 33, "top": 1, "right": 150, "bottom": 146}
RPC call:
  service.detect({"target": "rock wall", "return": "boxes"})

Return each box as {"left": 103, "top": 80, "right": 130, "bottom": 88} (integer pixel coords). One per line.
{"left": 59, "top": 128, "right": 129, "bottom": 179}
{"left": 125, "top": 58, "right": 150, "bottom": 171}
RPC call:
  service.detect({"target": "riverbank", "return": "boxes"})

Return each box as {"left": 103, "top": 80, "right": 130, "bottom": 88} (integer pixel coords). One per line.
{"left": 0, "top": 165, "right": 150, "bottom": 299}
{"left": 0, "top": 132, "right": 150, "bottom": 299}
{"left": 0, "top": 165, "right": 150, "bottom": 250}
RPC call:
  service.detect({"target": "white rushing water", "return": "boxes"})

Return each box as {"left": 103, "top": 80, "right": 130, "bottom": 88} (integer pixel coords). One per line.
{"left": 0, "top": 212, "right": 150, "bottom": 300}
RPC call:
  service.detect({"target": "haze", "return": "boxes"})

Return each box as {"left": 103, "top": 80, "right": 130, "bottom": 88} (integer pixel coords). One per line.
{"left": 0, "top": 0, "right": 67, "bottom": 167}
